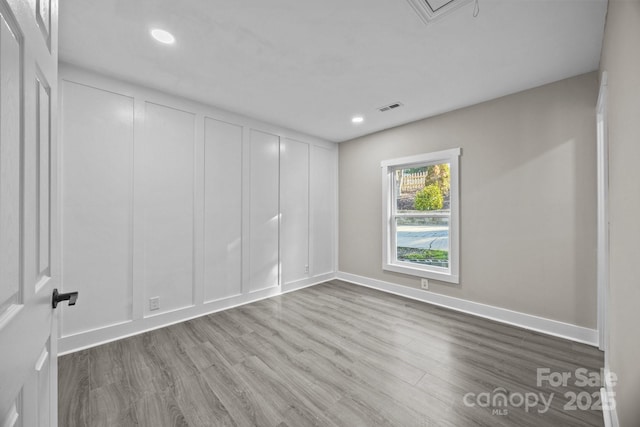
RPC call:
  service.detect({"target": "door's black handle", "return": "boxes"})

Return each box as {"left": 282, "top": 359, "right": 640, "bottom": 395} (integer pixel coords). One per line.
{"left": 52, "top": 288, "right": 79, "bottom": 309}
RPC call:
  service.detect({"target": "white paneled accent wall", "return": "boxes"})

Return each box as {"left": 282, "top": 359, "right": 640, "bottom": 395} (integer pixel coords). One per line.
{"left": 58, "top": 65, "right": 337, "bottom": 353}
{"left": 249, "top": 130, "right": 280, "bottom": 293}
{"left": 280, "top": 139, "right": 310, "bottom": 285}
{"left": 203, "top": 118, "right": 243, "bottom": 302}
{"left": 310, "top": 145, "right": 337, "bottom": 276}
{"left": 60, "top": 81, "right": 134, "bottom": 335}
{"left": 140, "top": 103, "right": 196, "bottom": 316}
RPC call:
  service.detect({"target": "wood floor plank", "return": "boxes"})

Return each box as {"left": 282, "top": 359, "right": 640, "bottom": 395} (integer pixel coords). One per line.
{"left": 58, "top": 349, "right": 90, "bottom": 427}
{"left": 171, "top": 373, "right": 237, "bottom": 427}
{"left": 120, "top": 334, "right": 174, "bottom": 399}
{"left": 200, "top": 352, "right": 281, "bottom": 427}
{"left": 294, "top": 340, "right": 469, "bottom": 426}
{"left": 88, "top": 382, "right": 138, "bottom": 427}
{"left": 134, "top": 391, "right": 189, "bottom": 427}
{"left": 255, "top": 306, "right": 356, "bottom": 364}
{"left": 190, "top": 317, "right": 255, "bottom": 365}
{"left": 88, "top": 339, "right": 129, "bottom": 391}
{"left": 324, "top": 396, "right": 396, "bottom": 427}
{"left": 148, "top": 326, "right": 201, "bottom": 379}
{"left": 59, "top": 280, "right": 604, "bottom": 426}
{"left": 237, "top": 355, "right": 339, "bottom": 427}
{"left": 213, "top": 310, "right": 255, "bottom": 337}
{"left": 182, "top": 340, "right": 226, "bottom": 371}
{"left": 168, "top": 319, "right": 211, "bottom": 348}
{"left": 237, "top": 333, "right": 343, "bottom": 411}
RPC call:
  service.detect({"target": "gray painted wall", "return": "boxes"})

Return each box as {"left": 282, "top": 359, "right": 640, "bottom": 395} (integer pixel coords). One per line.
{"left": 600, "top": 0, "right": 640, "bottom": 424}
{"left": 339, "top": 72, "right": 598, "bottom": 328}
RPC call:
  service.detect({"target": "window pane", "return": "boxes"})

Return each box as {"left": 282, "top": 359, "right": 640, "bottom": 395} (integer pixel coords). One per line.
{"left": 396, "top": 216, "right": 449, "bottom": 268}
{"left": 395, "top": 163, "right": 450, "bottom": 214}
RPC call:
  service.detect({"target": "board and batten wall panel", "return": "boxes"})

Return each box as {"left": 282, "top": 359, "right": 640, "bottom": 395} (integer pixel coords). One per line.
{"left": 141, "top": 102, "right": 195, "bottom": 316}
{"left": 249, "top": 130, "right": 280, "bottom": 292}
{"left": 57, "top": 65, "right": 337, "bottom": 353}
{"left": 60, "top": 81, "right": 134, "bottom": 335}
{"left": 280, "top": 138, "right": 310, "bottom": 285}
{"left": 310, "top": 145, "right": 337, "bottom": 276}
{"left": 203, "top": 118, "right": 242, "bottom": 301}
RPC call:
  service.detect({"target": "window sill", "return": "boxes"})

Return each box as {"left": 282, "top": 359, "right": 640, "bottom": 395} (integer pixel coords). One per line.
{"left": 383, "top": 262, "right": 459, "bottom": 284}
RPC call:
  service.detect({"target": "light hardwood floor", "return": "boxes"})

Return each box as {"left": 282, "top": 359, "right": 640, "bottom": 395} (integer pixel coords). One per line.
{"left": 59, "top": 280, "right": 604, "bottom": 426}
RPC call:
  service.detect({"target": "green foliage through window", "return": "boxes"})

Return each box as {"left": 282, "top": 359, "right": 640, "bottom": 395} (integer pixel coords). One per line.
{"left": 425, "top": 163, "right": 450, "bottom": 197}
{"left": 414, "top": 184, "right": 443, "bottom": 210}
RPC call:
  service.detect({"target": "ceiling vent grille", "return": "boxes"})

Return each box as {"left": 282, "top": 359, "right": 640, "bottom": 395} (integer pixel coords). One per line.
{"left": 378, "top": 102, "right": 403, "bottom": 113}
{"left": 406, "top": 0, "right": 474, "bottom": 24}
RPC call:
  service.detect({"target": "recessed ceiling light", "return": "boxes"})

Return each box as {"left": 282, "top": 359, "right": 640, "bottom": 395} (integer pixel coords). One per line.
{"left": 151, "top": 28, "right": 175, "bottom": 45}
{"left": 352, "top": 116, "right": 364, "bottom": 124}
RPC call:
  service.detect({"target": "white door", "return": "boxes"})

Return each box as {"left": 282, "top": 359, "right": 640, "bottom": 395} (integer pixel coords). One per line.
{"left": 0, "top": 0, "right": 59, "bottom": 426}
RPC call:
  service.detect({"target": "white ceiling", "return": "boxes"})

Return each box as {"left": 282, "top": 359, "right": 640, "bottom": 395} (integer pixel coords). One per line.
{"left": 59, "top": 0, "right": 607, "bottom": 142}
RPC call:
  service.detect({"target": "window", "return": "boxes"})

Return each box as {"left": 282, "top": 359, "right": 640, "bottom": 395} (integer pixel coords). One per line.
{"left": 381, "top": 148, "right": 460, "bottom": 283}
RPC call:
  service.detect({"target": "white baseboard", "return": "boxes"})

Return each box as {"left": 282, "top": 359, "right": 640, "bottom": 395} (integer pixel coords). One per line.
{"left": 601, "top": 366, "right": 620, "bottom": 427}
{"left": 61, "top": 270, "right": 599, "bottom": 355}
{"left": 336, "top": 271, "right": 599, "bottom": 347}
{"left": 283, "top": 272, "right": 335, "bottom": 293}
{"left": 58, "top": 273, "right": 333, "bottom": 356}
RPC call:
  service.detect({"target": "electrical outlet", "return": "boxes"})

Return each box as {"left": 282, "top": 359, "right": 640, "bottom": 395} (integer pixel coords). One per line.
{"left": 304, "top": 265, "right": 309, "bottom": 274}
{"left": 421, "top": 278, "right": 429, "bottom": 290}
{"left": 149, "top": 296, "right": 160, "bottom": 311}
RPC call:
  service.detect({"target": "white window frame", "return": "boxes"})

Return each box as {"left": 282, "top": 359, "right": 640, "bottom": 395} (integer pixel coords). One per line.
{"left": 381, "top": 148, "right": 461, "bottom": 283}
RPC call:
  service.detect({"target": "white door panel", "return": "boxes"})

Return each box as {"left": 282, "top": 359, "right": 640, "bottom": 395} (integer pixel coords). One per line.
{"left": 0, "top": 6, "right": 21, "bottom": 314}
{"left": 36, "top": 76, "right": 50, "bottom": 282}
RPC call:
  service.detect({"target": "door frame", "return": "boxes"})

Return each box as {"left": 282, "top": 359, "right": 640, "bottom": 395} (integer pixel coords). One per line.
{"left": 596, "top": 71, "right": 609, "bottom": 354}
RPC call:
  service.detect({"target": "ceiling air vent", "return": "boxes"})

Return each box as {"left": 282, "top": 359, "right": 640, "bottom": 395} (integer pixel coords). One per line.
{"left": 406, "top": 0, "right": 474, "bottom": 24}
{"left": 378, "top": 102, "right": 403, "bottom": 113}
